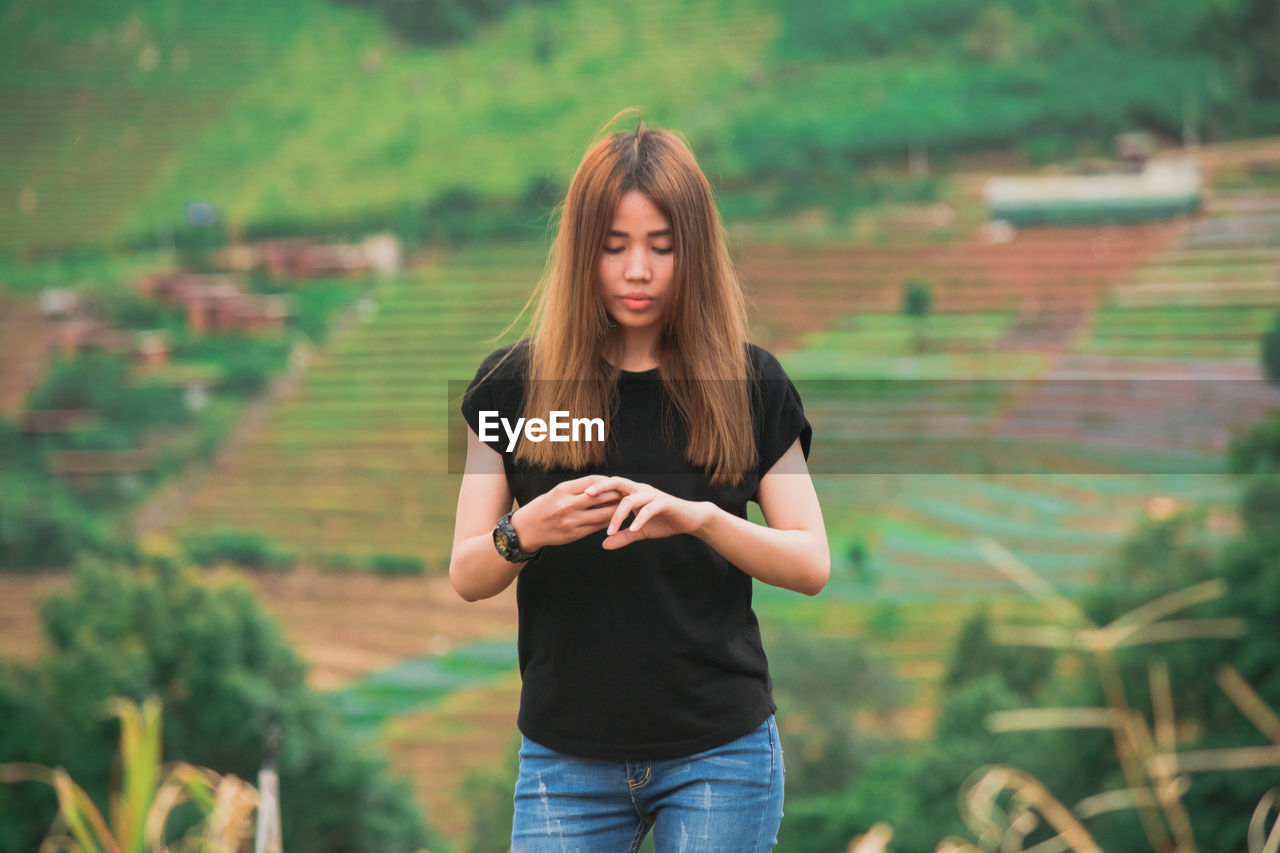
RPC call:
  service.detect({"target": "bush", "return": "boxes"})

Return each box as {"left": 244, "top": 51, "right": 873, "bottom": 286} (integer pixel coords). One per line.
{"left": 0, "top": 558, "right": 436, "bottom": 852}
{"left": 342, "top": 0, "right": 536, "bottom": 47}
{"left": 0, "top": 475, "right": 112, "bottom": 571}
{"left": 369, "top": 553, "right": 426, "bottom": 577}
{"left": 1260, "top": 309, "right": 1280, "bottom": 382}
{"left": 27, "top": 353, "right": 189, "bottom": 441}
{"left": 766, "top": 628, "right": 900, "bottom": 797}
{"left": 902, "top": 279, "right": 932, "bottom": 318}
{"left": 462, "top": 741, "right": 520, "bottom": 853}
{"left": 181, "top": 528, "right": 297, "bottom": 571}
{"left": 172, "top": 334, "right": 291, "bottom": 397}
{"left": 318, "top": 551, "right": 360, "bottom": 573}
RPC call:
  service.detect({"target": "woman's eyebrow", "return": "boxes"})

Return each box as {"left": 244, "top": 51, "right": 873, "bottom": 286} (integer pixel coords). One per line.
{"left": 607, "top": 228, "right": 672, "bottom": 237}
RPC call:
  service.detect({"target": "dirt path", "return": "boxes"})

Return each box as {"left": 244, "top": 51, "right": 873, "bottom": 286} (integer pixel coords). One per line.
{"left": 243, "top": 568, "right": 517, "bottom": 690}
{"left": 0, "top": 293, "right": 53, "bottom": 416}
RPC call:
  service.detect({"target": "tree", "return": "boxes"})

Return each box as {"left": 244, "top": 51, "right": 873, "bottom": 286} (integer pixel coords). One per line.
{"left": 0, "top": 556, "right": 434, "bottom": 852}
{"left": 903, "top": 278, "right": 933, "bottom": 353}
{"left": 1260, "top": 309, "right": 1280, "bottom": 383}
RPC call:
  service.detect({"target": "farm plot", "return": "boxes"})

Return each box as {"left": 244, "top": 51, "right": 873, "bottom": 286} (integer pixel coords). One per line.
{"left": 1075, "top": 186, "right": 1280, "bottom": 359}
{"left": 165, "top": 245, "right": 540, "bottom": 565}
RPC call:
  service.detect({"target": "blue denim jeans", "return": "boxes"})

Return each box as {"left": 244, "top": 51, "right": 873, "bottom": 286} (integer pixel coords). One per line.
{"left": 511, "top": 715, "right": 785, "bottom": 852}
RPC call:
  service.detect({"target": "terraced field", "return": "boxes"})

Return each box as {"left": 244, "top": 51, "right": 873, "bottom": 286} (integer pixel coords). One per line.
{"left": 139, "top": 155, "right": 1280, "bottom": 850}
{"left": 163, "top": 243, "right": 542, "bottom": 566}
{"left": 779, "top": 180, "right": 1280, "bottom": 608}
{"left": 1076, "top": 186, "right": 1280, "bottom": 359}
{"left": 741, "top": 223, "right": 1174, "bottom": 354}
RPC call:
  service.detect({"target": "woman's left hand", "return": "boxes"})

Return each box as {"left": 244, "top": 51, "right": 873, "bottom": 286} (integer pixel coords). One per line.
{"left": 583, "top": 477, "right": 713, "bottom": 550}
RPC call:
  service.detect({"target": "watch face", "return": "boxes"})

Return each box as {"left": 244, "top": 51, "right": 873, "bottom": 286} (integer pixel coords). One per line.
{"left": 495, "top": 527, "right": 515, "bottom": 555}
{"left": 494, "top": 513, "right": 533, "bottom": 562}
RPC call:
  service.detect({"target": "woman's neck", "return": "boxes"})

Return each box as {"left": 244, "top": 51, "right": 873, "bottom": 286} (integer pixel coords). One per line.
{"left": 607, "top": 328, "right": 663, "bottom": 372}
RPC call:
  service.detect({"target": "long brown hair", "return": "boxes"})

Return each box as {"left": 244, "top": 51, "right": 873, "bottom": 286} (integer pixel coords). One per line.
{"left": 516, "top": 110, "right": 754, "bottom": 484}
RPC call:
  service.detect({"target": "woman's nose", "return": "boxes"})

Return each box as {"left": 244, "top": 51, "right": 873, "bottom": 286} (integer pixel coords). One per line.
{"left": 625, "top": 249, "right": 650, "bottom": 281}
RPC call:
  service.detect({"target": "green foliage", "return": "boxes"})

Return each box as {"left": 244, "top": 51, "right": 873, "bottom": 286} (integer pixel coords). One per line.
{"left": 1260, "top": 309, "right": 1280, "bottom": 383}
{"left": 778, "top": 0, "right": 986, "bottom": 59}
{"left": 369, "top": 553, "right": 426, "bottom": 576}
{"left": 279, "top": 278, "right": 369, "bottom": 344}
{"left": 180, "top": 528, "right": 297, "bottom": 571}
{"left": 788, "top": 411, "right": 1280, "bottom": 848}
{"left": 943, "top": 608, "right": 1054, "bottom": 699}
{"left": 843, "top": 539, "right": 874, "bottom": 587}
{"left": 0, "top": 557, "right": 435, "bottom": 852}
{"left": 6, "top": 0, "right": 1279, "bottom": 254}
{"left": 462, "top": 741, "right": 519, "bottom": 853}
{"left": 902, "top": 279, "right": 932, "bottom": 318}
{"left": 0, "top": 252, "right": 168, "bottom": 299}
{"left": 1048, "top": 427, "right": 1280, "bottom": 848}
{"left": 777, "top": 676, "right": 1032, "bottom": 852}
{"left": 318, "top": 551, "right": 360, "bottom": 573}
{"left": 172, "top": 334, "right": 292, "bottom": 397}
{"left": 1, "top": 350, "right": 198, "bottom": 569}
{"left": 29, "top": 354, "right": 185, "bottom": 434}
{"left": 1238, "top": 473, "right": 1280, "bottom": 535}
{"left": 342, "top": 0, "right": 553, "bottom": 46}
{"left": 0, "top": 473, "right": 115, "bottom": 570}
{"left": 766, "top": 628, "right": 901, "bottom": 797}
{"left": 1206, "top": 0, "right": 1280, "bottom": 103}
{"left": 173, "top": 221, "right": 229, "bottom": 272}
{"left": 0, "top": 696, "right": 260, "bottom": 853}
{"left": 87, "top": 284, "right": 184, "bottom": 332}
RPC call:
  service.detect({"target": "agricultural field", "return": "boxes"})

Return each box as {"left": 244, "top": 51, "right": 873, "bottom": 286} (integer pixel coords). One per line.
{"left": 4, "top": 0, "right": 1280, "bottom": 845}
{"left": 152, "top": 243, "right": 541, "bottom": 567}
{"left": 4, "top": 158, "right": 1274, "bottom": 845}
{"left": 137, "top": 155, "right": 1280, "bottom": 849}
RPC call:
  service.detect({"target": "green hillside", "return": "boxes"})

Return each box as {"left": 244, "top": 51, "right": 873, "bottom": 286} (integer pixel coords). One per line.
{"left": 4, "top": 0, "right": 1277, "bottom": 255}
{"left": 0, "top": 0, "right": 321, "bottom": 253}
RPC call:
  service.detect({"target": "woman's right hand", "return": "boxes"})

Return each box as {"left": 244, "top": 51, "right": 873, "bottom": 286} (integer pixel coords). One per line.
{"left": 511, "top": 475, "right": 622, "bottom": 552}
{"left": 451, "top": 430, "right": 622, "bottom": 602}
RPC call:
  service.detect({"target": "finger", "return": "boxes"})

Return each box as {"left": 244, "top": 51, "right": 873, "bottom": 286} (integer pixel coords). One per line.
{"left": 584, "top": 476, "right": 634, "bottom": 497}
{"left": 577, "top": 505, "right": 621, "bottom": 529}
{"left": 559, "top": 474, "right": 607, "bottom": 493}
{"left": 575, "top": 488, "right": 622, "bottom": 509}
{"left": 628, "top": 501, "right": 661, "bottom": 533}
{"left": 609, "top": 491, "right": 657, "bottom": 535}
{"left": 606, "top": 494, "right": 640, "bottom": 536}
{"left": 601, "top": 528, "right": 644, "bottom": 550}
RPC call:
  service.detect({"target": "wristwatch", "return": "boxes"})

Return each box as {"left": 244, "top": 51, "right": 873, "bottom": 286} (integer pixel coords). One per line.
{"left": 493, "top": 511, "right": 539, "bottom": 563}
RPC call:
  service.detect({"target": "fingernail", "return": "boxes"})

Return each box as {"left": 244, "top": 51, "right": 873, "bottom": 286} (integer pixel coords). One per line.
{"left": 607, "top": 525, "right": 616, "bottom": 535}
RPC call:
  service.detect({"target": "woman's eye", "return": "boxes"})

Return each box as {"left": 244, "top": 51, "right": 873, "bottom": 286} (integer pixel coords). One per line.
{"left": 603, "top": 246, "right": 673, "bottom": 255}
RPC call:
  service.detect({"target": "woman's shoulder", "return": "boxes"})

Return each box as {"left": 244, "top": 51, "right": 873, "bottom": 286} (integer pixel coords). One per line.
{"left": 745, "top": 342, "right": 790, "bottom": 381}
{"left": 472, "top": 339, "right": 532, "bottom": 382}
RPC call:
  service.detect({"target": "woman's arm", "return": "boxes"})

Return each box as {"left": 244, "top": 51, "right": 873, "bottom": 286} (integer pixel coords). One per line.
{"left": 449, "top": 428, "right": 520, "bottom": 602}
{"left": 585, "top": 438, "right": 830, "bottom": 596}
{"left": 449, "top": 427, "right": 623, "bottom": 602}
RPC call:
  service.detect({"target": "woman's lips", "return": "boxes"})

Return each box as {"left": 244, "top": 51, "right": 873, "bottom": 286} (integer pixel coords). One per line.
{"left": 621, "top": 295, "right": 653, "bottom": 311}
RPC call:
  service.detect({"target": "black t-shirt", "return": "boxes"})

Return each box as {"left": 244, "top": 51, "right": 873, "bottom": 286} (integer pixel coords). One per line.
{"left": 460, "top": 340, "right": 811, "bottom": 760}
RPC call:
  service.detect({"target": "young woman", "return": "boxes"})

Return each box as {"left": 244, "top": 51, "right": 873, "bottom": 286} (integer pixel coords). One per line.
{"left": 450, "top": 113, "right": 829, "bottom": 852}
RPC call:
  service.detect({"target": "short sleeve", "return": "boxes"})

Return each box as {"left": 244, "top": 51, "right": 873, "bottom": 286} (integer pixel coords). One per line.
{"left": 751, "top": 345, "right": 812, "bottom": 474}
{"left": 460, "top": 343, "right": 525, "bottom": 449}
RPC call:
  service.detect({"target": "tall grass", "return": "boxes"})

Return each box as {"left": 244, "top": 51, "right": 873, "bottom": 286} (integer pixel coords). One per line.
{"left": 848, "top": 539, "right": 1280, "bottom": 852}
{"left": 0, "top": 696, "right": 259, "bottom": 853}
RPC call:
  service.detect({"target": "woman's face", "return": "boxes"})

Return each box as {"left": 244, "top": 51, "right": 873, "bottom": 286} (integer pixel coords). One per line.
{"left": 597, "top": 190, "right": 675, "bottom": 336}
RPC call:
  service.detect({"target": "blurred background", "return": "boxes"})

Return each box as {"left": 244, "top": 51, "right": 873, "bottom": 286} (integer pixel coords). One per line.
{"left": 2, "top": 0, "right": 1280, "bottom": 850}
